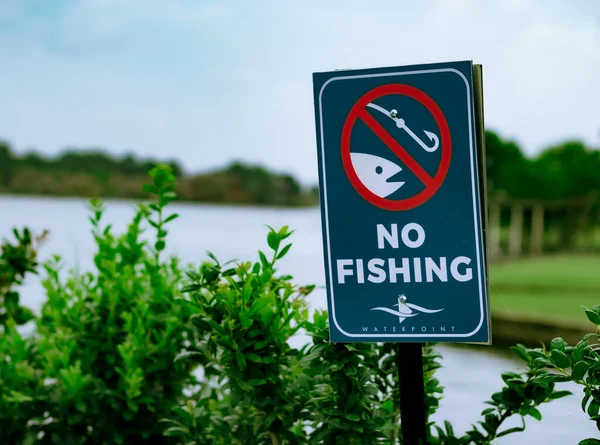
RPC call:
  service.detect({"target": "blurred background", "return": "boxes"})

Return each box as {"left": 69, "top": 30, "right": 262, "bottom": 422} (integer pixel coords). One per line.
{"left": 1, "top": 0, "right": 599, "bottom": 442}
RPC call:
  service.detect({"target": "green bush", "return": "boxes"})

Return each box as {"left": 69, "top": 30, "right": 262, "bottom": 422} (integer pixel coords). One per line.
{"left": 508, "top": 306, "right": 600, "bottom": 445}
{"left": 162, "top": 225, "right": 314, "bottom": 444}
{"left": 167, "top": 227, "right": 573, "bottom": 445}
{"left": 2, "top": 165, "right": 599, "bottom": 444}
{"left": 1, "top": 165, "right": 202, "bottom": 444}
{"left": 0, "top": 227, "right": 47, "bottom": 443}
{"left": 0, "top": 227, "right": 44, "bottom": 328}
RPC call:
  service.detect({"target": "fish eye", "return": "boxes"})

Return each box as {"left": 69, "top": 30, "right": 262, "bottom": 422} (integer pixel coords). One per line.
{"left": 375, "top": 166, "right": 383, "bottom": 174}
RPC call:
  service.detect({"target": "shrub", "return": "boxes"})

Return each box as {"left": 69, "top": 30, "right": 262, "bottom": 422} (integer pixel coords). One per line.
{"left": 0, "top": 227, "right": 48, "bottom": 443}
{"left": 0, "top": 227, "right": 45, "bottom": 328}
{"left": 163, "top": 225, "right": 315, "bottom": 444}
{"left": 510, "top": 305, "right": 600, "bottom": 445}
{"left": 0, "top": 165, "right": 202, "bottom": 444}
{"left": 1, "top": 165, "right": 596, "bottom": 444}
{"left": 167, "top": 226, "right": 574, "bottom": 445}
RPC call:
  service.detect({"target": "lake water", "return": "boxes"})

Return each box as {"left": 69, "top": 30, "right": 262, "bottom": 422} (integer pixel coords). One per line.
{"left": 0, "top": 195, "right": 595, "bottom": 443}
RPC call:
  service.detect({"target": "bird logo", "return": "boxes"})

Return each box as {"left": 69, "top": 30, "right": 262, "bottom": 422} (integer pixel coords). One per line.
{"left": 370, "top": 295, "right": 443, "bottom": 324}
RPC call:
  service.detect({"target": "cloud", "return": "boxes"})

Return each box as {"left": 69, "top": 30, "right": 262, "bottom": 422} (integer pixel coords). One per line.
{"left": 0, "top": 0, "right": 599, "bottom": 184}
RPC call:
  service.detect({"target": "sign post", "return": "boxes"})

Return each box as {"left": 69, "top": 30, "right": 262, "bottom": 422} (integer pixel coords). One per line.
{"left": 312, "top": 60, "right": 490, "bottom": 444}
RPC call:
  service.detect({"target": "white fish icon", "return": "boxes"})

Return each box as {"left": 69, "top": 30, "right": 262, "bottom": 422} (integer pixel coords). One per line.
{"left": 350, "top": 152, "right": 405, "bottom": 198}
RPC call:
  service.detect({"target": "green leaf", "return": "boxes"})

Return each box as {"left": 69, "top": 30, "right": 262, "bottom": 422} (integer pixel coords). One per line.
{"left": 180, "top": 284, "right": 200, "bottom": 293}
{"left": 583, "top": 393, "right": 592, "bottom": 413}
{"left": 322, "top": 407, "right": 338, "bottom": 416}
{"left": 442, "top": 420, "right": 454, "bottom": 437}
{"left": 245, "top": 352, "right": 262, "bottom": 363}
{"left": 382, "top": 399, "right": 394, "bottom": 413}
{"left": 5, "top": 390, "right": 33, "bottom": 403}
{"left": 344, "top": 413, "right": 360, "bottom": 422}
{"left": 547, "top": 390, "right": 572, "bottom": 400}
{"left": 532, "top": 356, "right": 553, "bottom": 368}
{"left": 501, "top": 372, "right": 522, "bottom": 383}
{"left": 501, "top": 387, "right": 522, "bottom": 406}
{"left": 589, "top": 400, "right": 600, "bottom": 418}
{"left": 592, "top": 390, "right": 600, "bottom": 405}
{"left": 572, "top": 341, "right": 589, "bottom": 363}
{"left": 155, "top": 240, "right": 166, "bottom": 251}
{"left": 572, "top": 361, "right": 591, "bottom": 381}
{"left": 467, "top": 429, "right": 486, "bottom": 442}
{"left": 191, "top": 315, "right": 210, "bottom": 330}
{"left": 276, "top": 243, "right": 293, "bottom": 260}
{"left": 534, "top": 373, "right": 571, "bottom": 385}
{"left": 510, "top": 345, "right": 531, "bottom": 364}
{"left": 158, "top": 419, "right": 185, "bottom": 427}
{"left": 497, "top": 425, "right": 525, "bottom": 437}
{"left": 550, "top": 337, "right": 566, "bottom": 352}
{"left": 267, "top": 231, "right": 280, "bottom": 251}
{"left": 258, "top": 250, "right": 269, "bottom": 269}
{"left": 584, "top": 309, "right": 600, "bottom": 325}
{"left": 163, "top": 426, "right": 189, "bottom": 437}
{"left": 528, "top": 407, "right": 542, "bottom": 421}
{"left": 244, "top": 379, "right": 266, "bottom": 388}
{"left": 551, "top": 350, "right": 571, "bottom": 369}
{"left": 185, "top": 270, "right": 201, "bottom": 280}
{"left": 236, "top": 351, "right": 247, "bottom": 371}
{"left": 142, "top": 183, "right": 159, "bottom": 194}
{"left": 579, "top": 439, "right": 600, "bottom": 445}
{"left": 260, "top": 270, "right": 272, "bottom": 285}
{"left": 206, "top": 251, "right": 220, "bottom": 265}
{"left": 174, "top": 351, "right": 204, "bottom": 363}
{"left": 164, "top": 213, "right": 179, "bottom": 223}
{"left": 240, "top": 316, "right": 253, "bottom": 329}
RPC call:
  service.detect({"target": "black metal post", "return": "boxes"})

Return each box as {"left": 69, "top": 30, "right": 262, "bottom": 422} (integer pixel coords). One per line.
{"left": 397, "top": 343, "right": 427, "bottom": 445}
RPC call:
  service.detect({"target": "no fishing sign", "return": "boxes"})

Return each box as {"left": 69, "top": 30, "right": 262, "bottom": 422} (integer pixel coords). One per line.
{"left": 312, "top": 60, "right": 491, "bottom": 343}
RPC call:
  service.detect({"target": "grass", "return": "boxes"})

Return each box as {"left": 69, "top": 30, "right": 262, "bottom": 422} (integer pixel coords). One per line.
{"left": 488, "top": 254, "right": 600, "bottom": 323}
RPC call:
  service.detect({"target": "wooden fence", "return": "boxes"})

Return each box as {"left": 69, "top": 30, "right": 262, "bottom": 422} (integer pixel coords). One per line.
{"left": 486, "top": 194, "right": 599, "bottom": 261}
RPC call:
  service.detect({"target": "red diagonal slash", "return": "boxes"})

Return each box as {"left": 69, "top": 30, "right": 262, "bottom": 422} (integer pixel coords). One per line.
{"left": 358, "top": 109, "right": 433, "bottom": 187}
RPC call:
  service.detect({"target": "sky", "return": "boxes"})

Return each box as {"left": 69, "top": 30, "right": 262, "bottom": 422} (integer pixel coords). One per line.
{"left": 0, "top": 0, "right": 599, "bottom": 185}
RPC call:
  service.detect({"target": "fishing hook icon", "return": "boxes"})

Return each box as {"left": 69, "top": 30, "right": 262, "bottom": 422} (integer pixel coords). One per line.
{"left": 366, "top": 102, "right": 440, "bottom": 153}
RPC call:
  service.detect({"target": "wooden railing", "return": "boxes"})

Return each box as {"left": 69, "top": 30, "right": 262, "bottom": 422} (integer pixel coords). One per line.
{"left": 486, "top": 194, "right": 599, "bottom": 260}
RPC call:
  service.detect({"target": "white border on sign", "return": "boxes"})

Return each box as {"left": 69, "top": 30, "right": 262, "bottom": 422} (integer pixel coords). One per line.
{"left": 317, "top": 67, "right": 486, "bottom": 338}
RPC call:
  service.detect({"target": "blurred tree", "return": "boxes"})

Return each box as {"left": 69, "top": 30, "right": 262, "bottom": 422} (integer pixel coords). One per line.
{"left": 484, "top": 130, "right": 533, "bottom": 199}
{"left": 530, "top": 140, "right": 600, "bottom": 200}
{"left": 17, "top": 151, "right": 49, "bottom": 170}
{"left": 226, "top": 161, "right": 275, "bottom": 204}
{"left": 0, "top": 141, "right": 13, "bottom": 187}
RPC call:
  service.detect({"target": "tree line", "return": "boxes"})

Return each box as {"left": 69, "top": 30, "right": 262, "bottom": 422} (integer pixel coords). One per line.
{"left": 485, "top": 131, "right": 599, "bottom": 201}
{"left": 0, "top": 141, "right": 316, "bottom": 206}
{"left": 0, "top": 130, "right": 599, "bottom": 205}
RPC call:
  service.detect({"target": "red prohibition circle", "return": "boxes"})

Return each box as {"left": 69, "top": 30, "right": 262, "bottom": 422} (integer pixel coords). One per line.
{"left": 341, "top": 84, "right": 452, "bottom": 211}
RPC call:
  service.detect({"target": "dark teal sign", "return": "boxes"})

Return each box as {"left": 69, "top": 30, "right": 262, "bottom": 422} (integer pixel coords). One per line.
{"left": 312, "top": 60, "right": 490, "bottom": 343}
